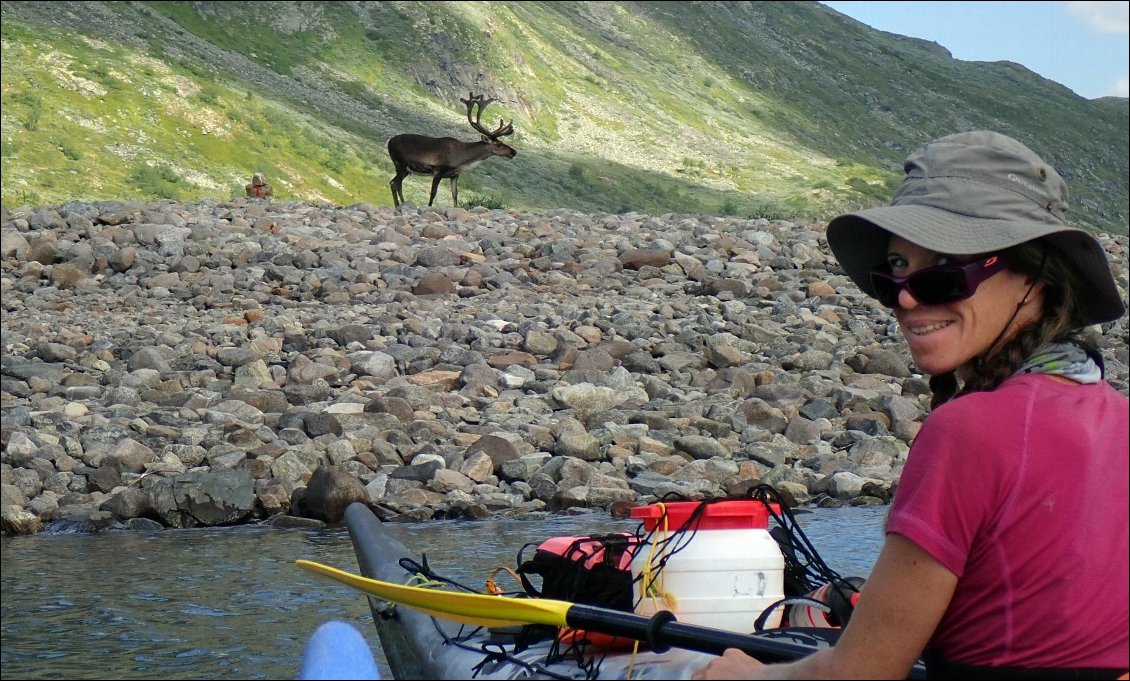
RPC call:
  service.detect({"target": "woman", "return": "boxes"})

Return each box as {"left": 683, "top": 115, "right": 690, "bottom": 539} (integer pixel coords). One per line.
{"left": 694, "top": 131, "right": 1128, "bottom": 679}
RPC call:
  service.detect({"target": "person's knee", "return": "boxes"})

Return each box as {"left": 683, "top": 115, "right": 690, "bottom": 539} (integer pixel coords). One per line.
{"left": 298, "top": 620, "right": 380, "bottom": 680}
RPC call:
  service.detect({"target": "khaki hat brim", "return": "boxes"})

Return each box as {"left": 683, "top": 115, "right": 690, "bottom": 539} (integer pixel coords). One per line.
{"left": 826, "top": 205, "right": 1125, "bottom": 325}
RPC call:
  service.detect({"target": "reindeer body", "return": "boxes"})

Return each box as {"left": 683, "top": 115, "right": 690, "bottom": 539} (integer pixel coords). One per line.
{"left": 388, "top": 94, "right": 517, "bottom": 208}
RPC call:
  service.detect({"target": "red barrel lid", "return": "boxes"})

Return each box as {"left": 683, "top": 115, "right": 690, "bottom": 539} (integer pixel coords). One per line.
{"left": 630, "top": 500, "right": 778, "bottom": 531}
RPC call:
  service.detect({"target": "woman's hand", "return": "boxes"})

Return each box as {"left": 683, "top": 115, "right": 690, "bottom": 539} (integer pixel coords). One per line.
{"left": 691, "top": 648, "right": 764, "bottom": 679}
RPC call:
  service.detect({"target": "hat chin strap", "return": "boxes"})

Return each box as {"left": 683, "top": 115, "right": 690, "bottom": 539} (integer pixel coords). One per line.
{"left": 974, "top": 245, "right": 1048, "bottom": 371}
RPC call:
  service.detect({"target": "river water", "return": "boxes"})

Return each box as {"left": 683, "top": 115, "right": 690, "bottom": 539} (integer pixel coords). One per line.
{"left": 0, "top": 505, "right": 888, "bottom": 680}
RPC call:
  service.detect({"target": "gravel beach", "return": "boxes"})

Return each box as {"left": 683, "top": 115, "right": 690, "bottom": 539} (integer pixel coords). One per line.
{"left": 2, "top": 198, "right": 1126, "bottom": 535}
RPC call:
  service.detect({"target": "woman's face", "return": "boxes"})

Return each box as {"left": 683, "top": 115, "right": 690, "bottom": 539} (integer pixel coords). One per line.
{"left": 885, "top": 236, "right": 1043, "bottom": 375}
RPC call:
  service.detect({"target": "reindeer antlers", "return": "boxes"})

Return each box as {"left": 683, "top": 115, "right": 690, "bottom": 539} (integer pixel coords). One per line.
{"left": 461, "top": 92, "right": 514, "bottom": 139}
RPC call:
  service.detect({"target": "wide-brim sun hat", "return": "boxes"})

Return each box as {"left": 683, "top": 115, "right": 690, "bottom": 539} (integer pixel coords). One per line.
{"left": 826, "top": 130, "right": 1125, "bottom": 325}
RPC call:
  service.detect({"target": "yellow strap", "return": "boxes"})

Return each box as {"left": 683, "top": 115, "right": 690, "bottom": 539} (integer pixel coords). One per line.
{"left": 405, "top": 574, "right": 446, "bottom": 589}
{"left": 640, "top": 502, "right": 677, "bottom": 611}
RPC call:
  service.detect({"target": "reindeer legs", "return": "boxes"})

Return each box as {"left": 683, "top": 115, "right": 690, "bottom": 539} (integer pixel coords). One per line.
{"left": 390, "top": 162, "right": 409, "bottom": 208}
{"left": 428, "top": 175, "right": 443, "bottom": 207}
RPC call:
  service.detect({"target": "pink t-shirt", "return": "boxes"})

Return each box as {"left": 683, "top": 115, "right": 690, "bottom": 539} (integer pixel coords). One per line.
{"left": 886, "top": 373, "right": 1129, "bottom": 669}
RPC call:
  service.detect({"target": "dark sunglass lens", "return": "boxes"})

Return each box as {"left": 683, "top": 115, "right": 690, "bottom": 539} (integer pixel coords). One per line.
{"left": 908, "top": 268, "right": 968, "bottom": 305}
{"left": 869, "top": 272, "right": 900, "bottom": 307}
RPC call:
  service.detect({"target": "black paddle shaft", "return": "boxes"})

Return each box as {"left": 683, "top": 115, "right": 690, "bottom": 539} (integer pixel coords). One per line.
{"left": 567, "top": 604, "right": 926, "bottom": 679}
{"left": 567, "top": 603, "right": 824, "bottom": 661}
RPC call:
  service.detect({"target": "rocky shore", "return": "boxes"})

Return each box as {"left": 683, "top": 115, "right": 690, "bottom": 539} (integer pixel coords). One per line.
{"left": 2, "top": 199, "right": 1127, "bottom": 535}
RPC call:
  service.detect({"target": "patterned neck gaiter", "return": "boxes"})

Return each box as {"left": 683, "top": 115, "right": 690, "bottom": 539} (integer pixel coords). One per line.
{"left": 1016, "top": 340, "right": 1105, "bottom": 385}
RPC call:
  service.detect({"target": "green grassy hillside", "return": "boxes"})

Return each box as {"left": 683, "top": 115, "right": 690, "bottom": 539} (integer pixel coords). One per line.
{"left": 1, "top": 1, "right": 1126, "bottom": 233}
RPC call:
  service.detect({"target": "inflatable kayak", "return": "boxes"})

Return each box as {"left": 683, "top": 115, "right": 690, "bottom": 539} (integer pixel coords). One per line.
{"left": 332, "top": 501, "right": 927, "bottom": 680}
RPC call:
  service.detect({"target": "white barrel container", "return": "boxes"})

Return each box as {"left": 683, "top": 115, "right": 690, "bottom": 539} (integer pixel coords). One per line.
{"left": 630, "top": 500, "right": 785, "bottom": 633}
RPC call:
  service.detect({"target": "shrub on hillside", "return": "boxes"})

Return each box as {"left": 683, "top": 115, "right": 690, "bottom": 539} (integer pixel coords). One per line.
{"left": 130, "top": 163, "right": 181, "bottom": 200}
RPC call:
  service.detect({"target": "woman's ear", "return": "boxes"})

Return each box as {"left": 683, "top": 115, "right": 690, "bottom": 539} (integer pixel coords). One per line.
{"left": 1021, "top": 279, "right": 1046, "bottom": 308}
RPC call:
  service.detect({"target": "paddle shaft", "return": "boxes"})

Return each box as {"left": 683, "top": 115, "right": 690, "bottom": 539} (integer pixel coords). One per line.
{"left": 567, "top": 603, "right": 822, "bottom": 662}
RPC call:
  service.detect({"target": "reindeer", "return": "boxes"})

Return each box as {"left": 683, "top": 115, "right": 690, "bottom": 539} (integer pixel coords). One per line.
{"left": 388, "top": 93, "right": 517, "bottom": 208}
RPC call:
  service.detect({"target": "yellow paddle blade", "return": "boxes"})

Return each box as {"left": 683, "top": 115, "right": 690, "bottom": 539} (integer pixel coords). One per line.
{"left": 296, "top": 559, "right": 572, "bottom": 629}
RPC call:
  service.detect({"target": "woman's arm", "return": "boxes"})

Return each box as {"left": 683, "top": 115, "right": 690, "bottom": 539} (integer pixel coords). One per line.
{"left": 692, "top": 534, "right": 958, "bottom": 680}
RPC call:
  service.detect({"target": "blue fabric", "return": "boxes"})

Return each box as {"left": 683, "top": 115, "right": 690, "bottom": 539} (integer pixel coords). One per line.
{"left": 298, "top": 620, "right": 381, "bottom": 680}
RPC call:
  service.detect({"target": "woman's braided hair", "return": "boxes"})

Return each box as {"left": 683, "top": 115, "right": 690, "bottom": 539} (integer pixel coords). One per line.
{"left": 928, "top": 239, "right": 1091, "bottom": 409}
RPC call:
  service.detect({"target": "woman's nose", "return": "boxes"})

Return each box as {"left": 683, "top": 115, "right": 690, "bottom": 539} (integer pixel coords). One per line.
{"left": 897, "top": 286, "right": 921, "bottom": 309}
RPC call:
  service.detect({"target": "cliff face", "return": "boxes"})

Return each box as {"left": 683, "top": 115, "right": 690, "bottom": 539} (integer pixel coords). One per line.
{"left": 1, "top": 2, "right": 1127, "bottom": 233}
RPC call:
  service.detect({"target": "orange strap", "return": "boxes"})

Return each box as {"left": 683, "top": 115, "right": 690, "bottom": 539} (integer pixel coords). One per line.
{"left": 484, "top": 566, "right": 522, "bottom": 596}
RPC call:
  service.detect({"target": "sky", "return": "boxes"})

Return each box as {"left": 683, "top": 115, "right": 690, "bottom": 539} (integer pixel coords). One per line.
{"left": 821, "top": 1, "right": 1129, "bottom": 99}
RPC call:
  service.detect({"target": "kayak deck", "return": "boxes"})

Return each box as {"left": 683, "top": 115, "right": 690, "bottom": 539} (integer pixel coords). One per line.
{"left": 342, "top": 502, "right": 854, "bottom": 680}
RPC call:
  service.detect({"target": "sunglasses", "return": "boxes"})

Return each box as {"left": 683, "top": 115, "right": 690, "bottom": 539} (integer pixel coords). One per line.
{"left": 869, "top": 253, "right": 1009, "bottom": 308}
